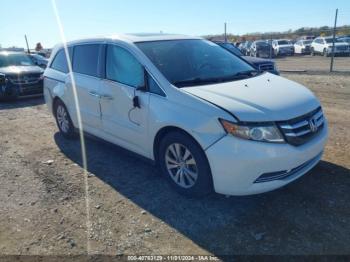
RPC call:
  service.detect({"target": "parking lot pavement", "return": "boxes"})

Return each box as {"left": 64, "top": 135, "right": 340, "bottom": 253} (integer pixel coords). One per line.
{"left": 275, "top": 55, "right": 350, "bottom": 73}
{"left": 0, "top": 73, "right": 350, "bottom": 258}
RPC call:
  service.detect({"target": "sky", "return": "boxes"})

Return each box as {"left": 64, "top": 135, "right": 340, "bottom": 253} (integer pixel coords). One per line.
{"left": 1, "top": 0, "right": 350, "bottom": 49}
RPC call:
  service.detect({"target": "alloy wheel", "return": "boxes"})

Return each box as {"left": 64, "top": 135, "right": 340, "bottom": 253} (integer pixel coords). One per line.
{"left": 56, "top": 105, "right": 69, "bottom": 133}
{"left": 165, "top": 143, "right": 198, "bottom": 189}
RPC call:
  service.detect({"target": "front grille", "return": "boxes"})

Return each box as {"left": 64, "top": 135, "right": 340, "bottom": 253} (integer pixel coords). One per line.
{"left": 8, "top": 74, "right": 42, "bottom": 85}
{"left": 259, "top": 63, "right": 274, "bottom": 71}
{"left": 278, "top": 107, "right": 325, "bottom": 146}
{"left": 254, "top": 152, "right": 323, "bottom": 183}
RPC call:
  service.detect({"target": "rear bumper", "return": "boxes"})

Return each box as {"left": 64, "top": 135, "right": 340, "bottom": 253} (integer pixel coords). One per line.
{"left": 278, "top": 49, "right": 294, "bottom": 55}
{"left": 205, "top": 121, "right": 328, "bottom": 196}
{"left": 301, "top": 48, "right": 311, "bottom": 54}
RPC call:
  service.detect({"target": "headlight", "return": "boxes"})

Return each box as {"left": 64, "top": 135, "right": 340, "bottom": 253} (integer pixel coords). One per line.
{"left": 219, "top": 119, "right": 284, "bottom": 143}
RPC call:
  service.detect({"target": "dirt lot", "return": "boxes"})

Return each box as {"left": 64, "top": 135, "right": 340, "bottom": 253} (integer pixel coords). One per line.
{"left": 0, "top": 72, "right": 350, "bottom": 260}
{"left": 276, "top": 55, "right": 350, "bottom": 73}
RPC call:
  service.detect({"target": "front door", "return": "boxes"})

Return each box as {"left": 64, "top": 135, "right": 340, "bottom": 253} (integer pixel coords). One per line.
{"left": 99, "top": 44, "right": 150, "bottom": 157}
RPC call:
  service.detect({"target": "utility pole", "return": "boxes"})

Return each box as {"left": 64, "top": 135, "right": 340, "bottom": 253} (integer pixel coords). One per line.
{"left": 330, "top": 8, "right": 338, "bottom": 72}
{"left": 224, "top": 22, "right": 227, "bottom": 42}
{"left": 24, "top": 35, "right": 30, "bottom": 53}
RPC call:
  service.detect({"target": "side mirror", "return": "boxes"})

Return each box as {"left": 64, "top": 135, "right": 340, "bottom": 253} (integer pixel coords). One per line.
{"left": 133, "top": 67, "right": 148, "bottom": 108}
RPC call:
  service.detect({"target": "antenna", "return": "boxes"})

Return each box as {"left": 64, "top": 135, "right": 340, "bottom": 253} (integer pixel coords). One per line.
{"left": 25, "top": 35, "right": 30, "bottom": 53}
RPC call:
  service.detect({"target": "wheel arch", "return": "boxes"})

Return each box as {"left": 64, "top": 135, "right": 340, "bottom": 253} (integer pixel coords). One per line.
{"left": 153, "top": 126, "right": 204, "bottom": 163}
{"left": 52, "top": 96, "right": 63, "bottom": 113}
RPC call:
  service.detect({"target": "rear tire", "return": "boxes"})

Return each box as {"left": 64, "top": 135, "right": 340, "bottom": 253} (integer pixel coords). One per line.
{"left": 158, "top": 131, "right": 213, "bottom": 197}
{"left": 54, "top": 99, "right": 77, "bottom": 139}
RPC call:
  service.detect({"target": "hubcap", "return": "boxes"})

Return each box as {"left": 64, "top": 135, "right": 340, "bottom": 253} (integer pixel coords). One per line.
{"left": 165, "top": 143, "right": 198, "bottom": 189}
{"left": 56, "top": 105, "right": 69, "bottom": 133}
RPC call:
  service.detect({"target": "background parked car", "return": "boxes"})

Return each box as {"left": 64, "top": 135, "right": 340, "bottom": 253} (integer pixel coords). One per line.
{"left": 250, "top": 40, "right": 272, "bottom": 58}
{"left": 29, "top": 53, "right": 49, "bottom": 68}
{"left": 239, "top": 41, "right": 253, "bottom": 56}
{"left": 272, "top": 39, "right": 294, "bottom": 56}
{"left": 338, "top": 36, "right": 350, "bottom": 44}
{"left": 294, "top": 40, "right": 312, "bottom": 55}
{"left": 311, "top": 36, "right": 350, "bottom": 57}
{"left": 214, "top": 41, "right": 279, "bottom": 75}
{"left": 0, "top": 51, "right": 44, "bottom": 100}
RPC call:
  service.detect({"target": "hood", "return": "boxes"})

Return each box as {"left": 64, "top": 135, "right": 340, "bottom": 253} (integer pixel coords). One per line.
{"left": 243, "top": 56, "right": 273, "bottom": 65}
{"left": 183, "top": 73, "right": 320, "bottom": 122}
{"left": 0, "top": 66, "right": 44, "bottom": 76}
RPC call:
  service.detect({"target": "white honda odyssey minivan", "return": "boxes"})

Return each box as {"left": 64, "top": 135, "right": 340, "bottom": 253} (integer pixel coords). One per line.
{"left": 44, "top": 34, "right": 328, "bottom": 197}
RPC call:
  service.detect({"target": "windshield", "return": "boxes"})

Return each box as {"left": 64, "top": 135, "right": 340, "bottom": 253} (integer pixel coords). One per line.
{"left": 0, "top": 53, "right": 35, "bottom": 67}
{"left": 256, "top": 41, "right": 269, "bottom": 46}
{"left": 303, "top": 40, "right": 312, "bottom": 45}
{"left": 325, "top": 38, "right": 341, "bottom": 44}
{"left": 277, "top": 40, "right": 290, "bottom": 45}
{"left": 136, "top": 39, "right": 255, "bottom": 87}
{"left": 219, "top": 43, "right": 243, "bottom": 56}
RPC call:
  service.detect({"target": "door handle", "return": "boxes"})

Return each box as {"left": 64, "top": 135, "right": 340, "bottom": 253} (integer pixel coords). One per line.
{"left": 89, "top": 91, "right": 100, "bottom": 98}
{"left": 100, "top": 94, "right": 114, "bottom": 100}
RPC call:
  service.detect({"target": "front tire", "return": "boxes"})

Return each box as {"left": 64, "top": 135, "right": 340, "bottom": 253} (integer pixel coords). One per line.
{"left": 54, "top": 99, "right": 77, "bottom": 139}
{"left": 158, "top": 132, "right": 213, "bottom": 197}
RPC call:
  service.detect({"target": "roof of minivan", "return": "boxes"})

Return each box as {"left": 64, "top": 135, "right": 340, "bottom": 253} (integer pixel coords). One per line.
{"left": 65, "top": 34, "right": 202, "bottom": 46}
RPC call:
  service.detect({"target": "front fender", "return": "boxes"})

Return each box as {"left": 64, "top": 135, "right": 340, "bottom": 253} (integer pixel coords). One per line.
{"left": 147, "top": 92, "right": 233, "bottom": 160}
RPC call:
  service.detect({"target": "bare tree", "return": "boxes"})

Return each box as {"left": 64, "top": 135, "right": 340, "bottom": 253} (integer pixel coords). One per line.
{"left": 35, "top": 42, "right": 43, "bottom": 51}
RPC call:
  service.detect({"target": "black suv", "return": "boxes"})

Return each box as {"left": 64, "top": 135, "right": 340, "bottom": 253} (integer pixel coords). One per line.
{"left": 214, "top": 42, "right": 279, "bottom": 75}
{"left": 0, "top": 52, "right": 44, "bottom": 100}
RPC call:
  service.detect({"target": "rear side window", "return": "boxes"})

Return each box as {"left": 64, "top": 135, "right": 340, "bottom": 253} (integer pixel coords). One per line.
{"left": 51, "top": 49, "right": 69, "bottom": 73}
{"left": 106, "top": 45, "right": 144, "bottom": 88}
{"left": 73, "top": 44, "right": 100, "bottom": 77}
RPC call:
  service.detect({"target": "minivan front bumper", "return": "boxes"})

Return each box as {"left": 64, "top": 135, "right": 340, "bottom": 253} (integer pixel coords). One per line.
{"left": 206, "top": 121, "right": 328, "bottom": 196}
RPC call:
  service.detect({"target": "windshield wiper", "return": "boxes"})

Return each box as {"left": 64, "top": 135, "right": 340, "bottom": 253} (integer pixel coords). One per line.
{"left": 173, "top": 70, "right": 261, "bottom": 87}
{"left": 173, "top": 77, "right": 222, "bottom": 87}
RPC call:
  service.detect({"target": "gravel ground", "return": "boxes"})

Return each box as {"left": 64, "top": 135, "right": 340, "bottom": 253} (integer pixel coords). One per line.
{"left": 0, "top": 72, "right": 349, "bottom": 260}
